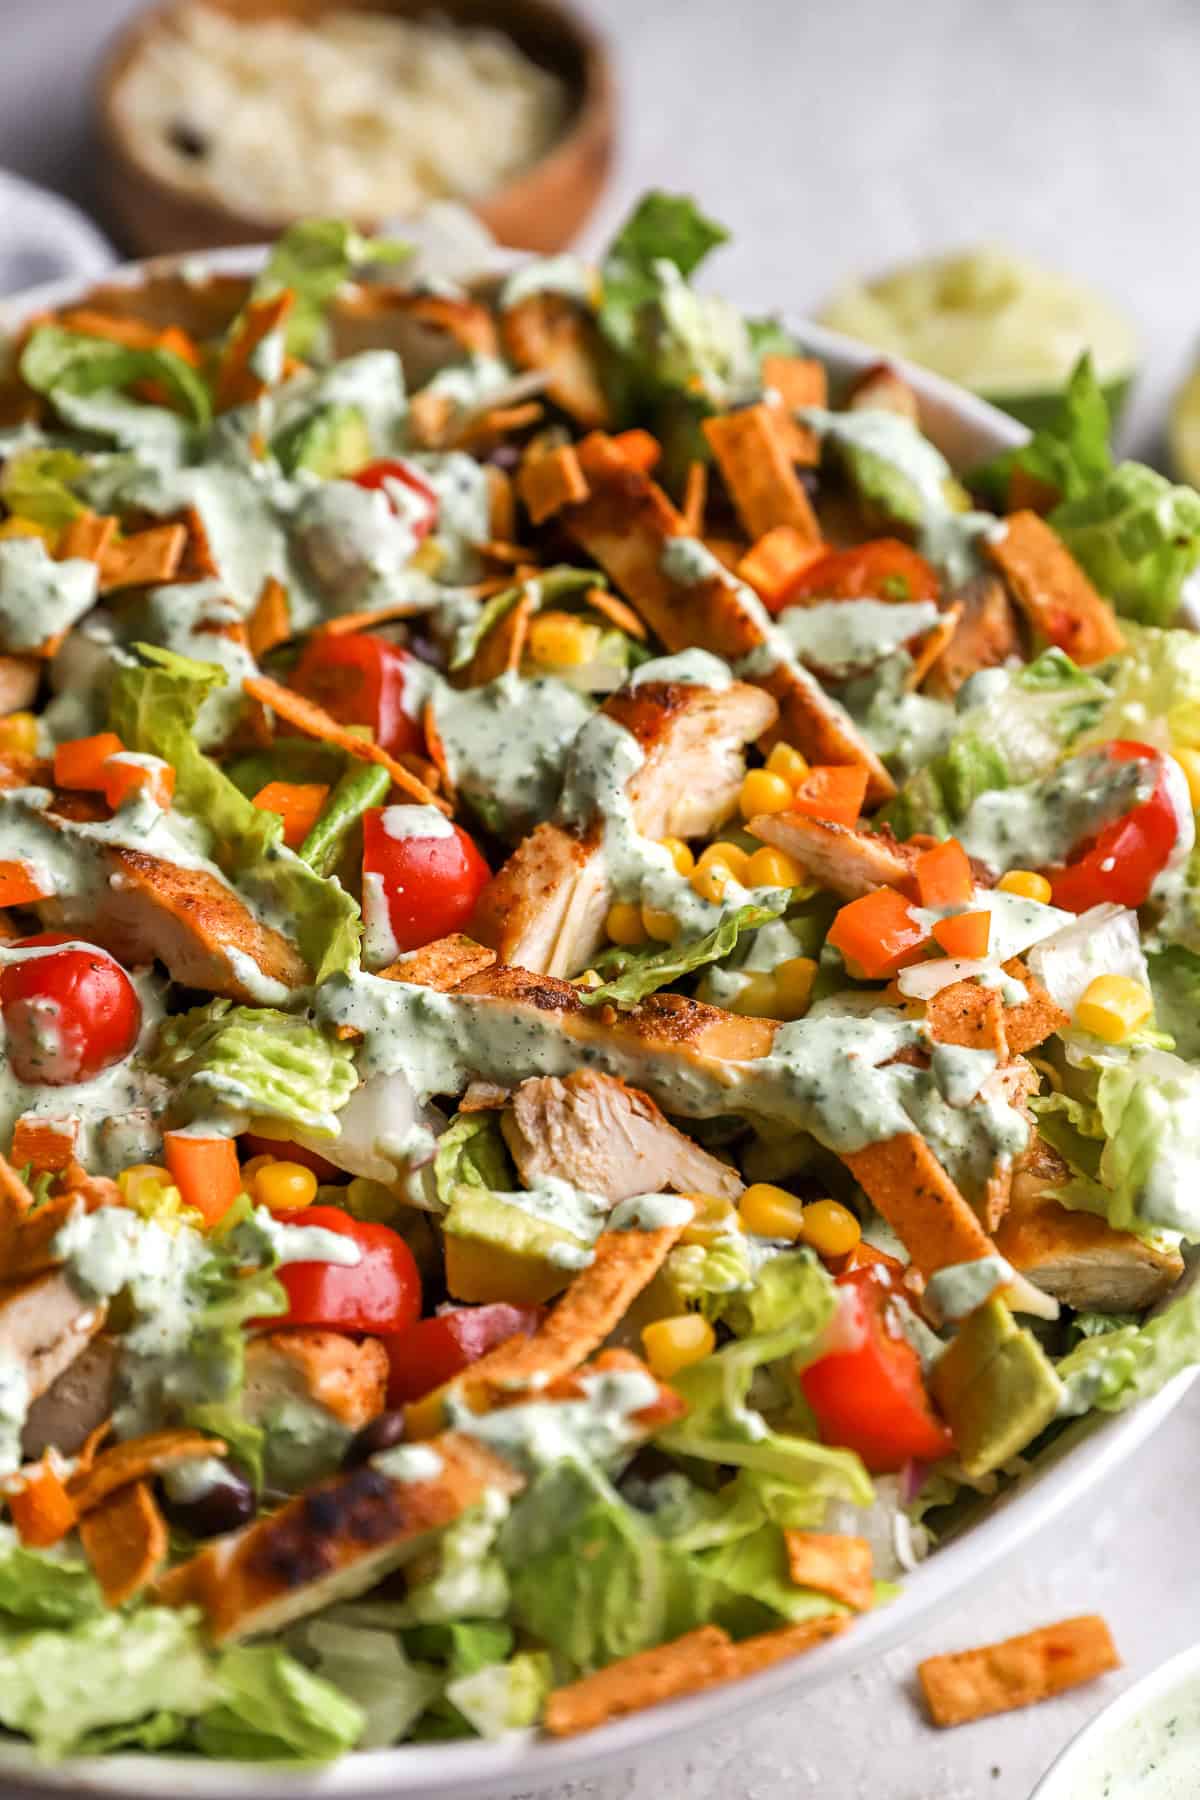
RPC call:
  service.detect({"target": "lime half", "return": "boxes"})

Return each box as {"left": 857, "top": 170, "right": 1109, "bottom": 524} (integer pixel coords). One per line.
{"left": 818, "top": 246, "right": 1138, "bottom": 430}
{"left": 1170, "top": 358, "right": 1200, "bottom": 486}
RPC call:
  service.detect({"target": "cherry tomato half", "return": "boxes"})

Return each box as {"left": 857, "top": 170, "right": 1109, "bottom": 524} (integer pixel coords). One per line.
{"left": 353, "top": 459, "right": 439, "bottom": 543}
{"left": 273, "top": 1206, "right": 422, "bottom": 1336}
{"left": 383, "top": 1302, "right": 542, "bottom": 1408}
{"left": 1047, "top": 741, "right": 1183, "bottom": 914}
{"left": 0, "top": 932, "right": 141, "bottom": 1086}
{"left": 799, "top": 1265, "right": 953, "bottom": 1473}
{"left": 362, "top": 805, "right": 490, "bottom": 958}
{"left": 772, "top": 539, "right": 940, "bottom": 614}
{"left": 290, "top": 633, "right": 424, "bottom": 758}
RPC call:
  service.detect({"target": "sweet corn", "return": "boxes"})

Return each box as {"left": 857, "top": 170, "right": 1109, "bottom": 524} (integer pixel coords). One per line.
{"left": 730, "top": 971, "right": 780, "bottom": 1017}
{"left": 526, "top": 611, "right": 601, "bottom": 669}
{"left": 1075, "top": 974, "right": 1153, "bottom": 1044}
{"left": 118, "top": 1163, "right": 174, "bottom": 1207}
{"left": 746, "top": 845, "right": 807, "bottom": 890}
{"left": 680, "top": 1193, "right": 739, "bottom": 1247}
{"left": 739, "top": 768, "right": 793, "bottom": 820}
{"left": 739, "top": 1182, "right": 808, "bottom": 1241}
{"left": 605, "top": 901, "right": 647, "bottom": 947}
{"left": 0, "top": 712, "right": 38, "bottom": 757}
{"left": 697, "top": 842, "right": 751, "bottom": 882}
{"left": 239, "top": 1154, "right": 275, "bottom": 1187}
{"left": 1173, "top": 747, "right": 1200, "bottom": 811}
{"left": 641, "top": 902, "right": 680, "bottom": 943}
{"left": 766, "top": 742, "right": 810, "bottom": 786}
{"left": 658, "top": 835, "right": 695, "bottom": 876}
{"left": 774, "top": 955, "right": 818, "bottom": 1019}
{"left": 997, "top": 869, "right": 1053, "bottom": 905}
{"left": 642, "top": 1313, "right": 716, "bottom": 1380}
{"left": 255, "top": 1160, "right": 319, "bottom": 1212}
{"left": 800, "top": 1198, "right": 862, "bottom": 1259}
{"left": 410, "top": 537, "right": 444, "bottom": 576}
{"left": 690, "top": 860, "right": 736, "bottom": 904}
{"left": 0, "top": 516, "right": 56, "bottom": 550}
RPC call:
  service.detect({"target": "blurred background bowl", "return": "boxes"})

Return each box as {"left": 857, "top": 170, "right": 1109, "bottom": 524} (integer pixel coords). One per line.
{"left": 94, "top": 0, "right": 614, "bottom": 257}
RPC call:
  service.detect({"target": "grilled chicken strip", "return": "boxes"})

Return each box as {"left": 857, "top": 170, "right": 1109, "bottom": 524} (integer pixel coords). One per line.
{"left": 22, "top": 1335, "right": 119, "bottom": 1460}
{"left": 471, "top": 677, "right": 775, "bottom": 976}
{"left": 748, "top": 813, "right": 920, "bottom": 900}
{"left": 0, "top": 1270, "right": 106, "bottom": 1408}
{"left": 244, "top": 1330, "right": 388, "bottom": 1435}
{"left": 502, "top": 1069, "right": 744, "bottom": 1204}
{"left": 925, "top": 573, "right": 1023, "bottom": 699}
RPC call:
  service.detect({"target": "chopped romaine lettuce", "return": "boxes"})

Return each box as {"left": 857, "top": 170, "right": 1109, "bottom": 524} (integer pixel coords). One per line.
{"left": 0, "top": 446, "right": 89, "bottom": 529}
{"left": 285, "top": 1618, "right": 439, "bottom": 1749}
{"left": 21, "top": 325, "right": 212, "bottom": 427}
{"left": 433, "top": 1112, "right": 516, "bottom": 1211}
{"left": 193, "top": 1645, "right": 364, "bottom": 1761}
{"left": 152, "top": 999, "right": 357, "bottom": 1136}
{"left": 972, "top": 353, "right": 1113, "bottom": 507}
{"left": 582, "top": 896, "right": 792, "bottom": 1007}
{"left": 250, "top": 219, "right": 409, "bottom": 359}
{"left": 0, "top": 1528, "right": 103, "bottom": 1627}
{"left": 1051, "top": 462, "right": 1200, "bottom": 626}
{"left": 1058, "top": 1265, "right": 1200, "bottom": 1414}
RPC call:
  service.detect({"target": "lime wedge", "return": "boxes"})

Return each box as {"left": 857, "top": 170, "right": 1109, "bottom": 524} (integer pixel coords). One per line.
{"left": 1170, "top": 359, "right": 1200, "bottom": 486}
{"left": 818, "top": 247, "right": 1138, "bottom": 430}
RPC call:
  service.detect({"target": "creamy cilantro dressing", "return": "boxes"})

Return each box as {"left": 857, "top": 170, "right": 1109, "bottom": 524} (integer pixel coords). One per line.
{"left": 416, "top": 355, "right": 514, "bottom": 423}
{"left": 955, "top": 745, "right": 1149, "bottom": 873}
{"left": 362, "top": 869, "right": 400, "bottom": 970}
{"left": 931, "top": 1043, "right": 999, "bottom": 1107}
{"left": 160, "top": 1455, "right": 243, "bottom": 1506}
{"left": 842, "top": 653, "right": 957, "bottom": 777}
{"left": 131, "top": 581, "right": 259, "bottom": 745}
{"left": 241, "top": 1205, "right": 363, "bottom": 1268}
{"left": 774, "top": 599, "right": 940, "bottom": 677}
{"left": 268, "top": 349, "right": 408, "bottom": 455}
{"left": 406, "top": 451, "right": 491, "bottom": 584}
{"left": 608, "top": 1192, "right": 696, "bottom": 1230}
{"left": 0, "top": 537, "right": 98, "bottom": 653}
{"left": 248, "top": 327, "right": 286, "bottom": 387}
{"left": 445, "top": 1365, "right": 661, "bottom": 1472}
{"left": 380, "top": 804, "right": 455, "bottom": 840}
{"left": 293, "top": 479, "right": 426, "bottom": 605}
{"left": 372, "top": 1443, "right": 444, "bottom": 1483}
{"left": 924, "top": 1253, "right": 1015, "bottom": 1326}
{"left": 628, "top": 648, "right": 732, "bottom": 689}
{"left": 0, "top": 1355, "right": 31, "bottom": 1477}
{"left": 499, "top": 255, "right": 592, "bottom": 311}
{"left": 430, "top": 671, "right": 593, "bottom": 837}
{"left": 911, "top": 888, "right": 1074, "bottom": 964}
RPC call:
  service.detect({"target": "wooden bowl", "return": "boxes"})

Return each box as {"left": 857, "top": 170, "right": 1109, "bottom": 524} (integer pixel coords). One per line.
{"left": 94, "top": 0, "right": 614, "bottom": 257}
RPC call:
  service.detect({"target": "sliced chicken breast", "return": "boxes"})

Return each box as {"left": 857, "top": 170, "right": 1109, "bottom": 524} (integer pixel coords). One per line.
{"left": 244, "top": 1330, "right": 388, "bottom": 1434}
{"left": 748, "top": 813, "right": 920, "bottom": 899}
{"left": 0, "top": 1270, "right": 107, "bottom": 1406}
{"left": 22, "top": 1334, "right": 119, "bottom": 1460}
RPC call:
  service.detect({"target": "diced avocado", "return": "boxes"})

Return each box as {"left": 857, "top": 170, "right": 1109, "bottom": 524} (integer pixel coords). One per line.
{"left": 930, "top": 1296, "right": 1064, "bottom": 1478}
{"left": 273, "top": 403, "right": 372, "bottom": 478}
{"left": 442, "top": 1187, "right": 590, "bottom": 1306}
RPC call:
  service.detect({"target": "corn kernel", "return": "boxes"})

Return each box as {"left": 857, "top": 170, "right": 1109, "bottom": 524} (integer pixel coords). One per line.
{"left": 526, "top": 611, "right": 601, "bottom": 670}
{"left": 118, "top": 1163, "right": 174, "bottom": 1207}
{"left": 1173, "top": 747, "right": 1200, "bottom": 811}
{"left": 690, "top": 860, "right": 735, "bottom": 904}
{"left": 739, "top": 768, "right": 794, "bottom": 820}
{"left": 774, "top": 955, "right": 818, "bottom": 1019}
{"left": 746, "top": 845, "right": 807, "bottom": 890}
{"left": 800, "top": 1198, "right": 862, "bottom": 1259}
{"left": 766, "top": 742, "right": 810, "bottom": 787}
{"left": 1075, "top": 974, "right": 1153, "bottom": 1044}
{"left": 642, "top": 1313, "right": 716, "bottom": 1380}
{"left": 658, "top": 835, "right": 695, "bottom": 876}
{"left": 697, "top": 842, "right": 751, "bottom": 882}
{"left": 605, "top": 901, "right": 647, "bottom": 947}
{"left": 680, "top": 1193, "right": 739, "bottom": 1247}
{"left": 0, "top": 517, "right": 56, "bottom": 550}
{"left": 739, "top": 1182, "right": 808, "bottom": 1241}
{"left": 0, "top": 712, "right": 37, "bottom": 757}
{"left": 730, "top": 971, "right": 780, "bottom": 1017}
{"left": 410, "top": 537, "right": 444, "bottom": 576}
{"left": 641, "top": 902, "right": 680, "bottom": 942}
{"left": 254, "top": 1160, "right": 319, "bottom": 1212}
{"left": 997, "top": 869, "right": 1053, "bottom": 905}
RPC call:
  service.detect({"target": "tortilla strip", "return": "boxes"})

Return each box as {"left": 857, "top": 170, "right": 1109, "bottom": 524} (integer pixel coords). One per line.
{"left": 451, "top": 401, "right": 544, "bottom": 453}
{"left": 378, "top": 934, "right": 497, "bottom": 992}
{"left": 723, "top": 1613, "right": 850, "bottom": 1677}
{"left": 516, "top": 445, "right": 590, "bottom": 525}
{"left": 68, "top": 1429, "right": 225, "bottom": 1515}
{"left": 535, "top": 1348, "right": 687, "bottom": 1434}
{"left": 702, "top": 404, "right": 821, "bottom": 543}
{"left": 58, "top": 511, "right": 118, "bottom": 565}
{"left": 10, "top": 1114, "right": 79, "bottom": 1176}
{"left": 243, "top": 674, "right": 447, "bottom": 811}
{"left": 918, "top": 1615, "right": 1120, "bottom": 1728}
{"left": 905, "top": 603, "right": 963, "bottom": 691}
{"left": 79, "top": 1479, "right": 168, "bottom": 1609}
{"left": 501, "top": 293, "right": 610, "bottom": 429}
{"left": 927, "top": 982, "right": 1009, "bottom": 1057}
{"left": 984, "top": 512, "right": 1125, "bottom": 665}
{"left": 564, "top": 437, "right": 893, "bottom": 802}
{"left": 98, "top": 524, "right": 187, "bottom": 594}
{"left": 761, "top": 354, "right": 826, "bottom": 462}
{"left": 1001, "top": 961, "right": 1071, "bottom": 1052}
{"left": 543, "top": 1627, "right": 734, "bottom": 1737}
{"left": 842, "top": 1134, "right": 998, "bottom": 1281}
{"left": 0, "top": 1151, "right": 35, "bottom": 1222}
{"left": 784, "top": 1531, "right": 875, "bottom": 1611}
{"left": 585, "top": 585, "right": 646, "bottom": 640}
{"left": 246, "top": 576, "right": 291, "bottom": 658}
{"left": 465, "top": 590, "right": 534, "bottom": 685}
{"left": 216, "top": 291, "right": 294, "bottom": 412}
{"left": 179, "top": 504, "right": 220, "bottom": 580}
{"left": 681, "top": 459, "right": 708, "bottom": 537}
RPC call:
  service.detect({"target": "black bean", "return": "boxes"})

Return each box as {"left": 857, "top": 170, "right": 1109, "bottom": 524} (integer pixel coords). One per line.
{"left": 162, "top": 1466, "right": 255, "bottom": 1538}
{"left": 798, "top": 466, "right": 821, "bottom": 501}
{"left": 343, "top": 1409, "right": 408, "bottom": 1468}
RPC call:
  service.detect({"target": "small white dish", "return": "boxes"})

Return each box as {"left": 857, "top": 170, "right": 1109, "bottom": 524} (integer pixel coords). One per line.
{"left": 1032, "top": 1639, "right": 1200, "bottom": 1799}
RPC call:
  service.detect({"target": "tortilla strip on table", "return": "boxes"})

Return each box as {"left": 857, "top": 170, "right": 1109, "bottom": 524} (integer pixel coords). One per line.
{"left": 702, "top": 403, "right": 822, "bottom": 543}
{"left": 918, "top": 1615, "right": 1120, "bottom": 1728}
{"left": 784, "top": 1531, "right": 875, "bottom": 1611}
{"left": 563, "top": 436, "right": 894, "bottom": 803}
{"left": 79, "top": 1479, "right": 168, "bottom": 1608}
{"left": 984, "top": 511, "right": 1125, "bottom": 665}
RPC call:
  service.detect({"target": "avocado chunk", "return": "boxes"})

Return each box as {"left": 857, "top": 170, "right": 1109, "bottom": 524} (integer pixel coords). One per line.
{"left": 930, "top": 1296, "right": 1064, "bottom": 1478}
{"left": 273, "top": 403, "right": 372, "bottom": 478}
{"left": 442, "top": 1187, "right": 592, "bottom": 1306}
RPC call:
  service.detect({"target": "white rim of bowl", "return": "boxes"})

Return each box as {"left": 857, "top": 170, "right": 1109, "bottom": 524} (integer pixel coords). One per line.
{"left": 1030, "top": 1637, "right": 1200, "bottom": 1797}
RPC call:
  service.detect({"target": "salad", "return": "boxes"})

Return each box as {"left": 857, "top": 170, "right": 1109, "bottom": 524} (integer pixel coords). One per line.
{"left": 0, "top": 197, "right": 1196, "bottom": 1761}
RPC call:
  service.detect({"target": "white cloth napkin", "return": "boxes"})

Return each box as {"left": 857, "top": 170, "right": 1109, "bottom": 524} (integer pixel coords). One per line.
{"left": 0, "top": 170, "right": 116, "bottom": 300}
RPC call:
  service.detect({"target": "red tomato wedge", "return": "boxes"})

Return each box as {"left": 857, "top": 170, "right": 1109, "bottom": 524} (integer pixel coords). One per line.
{"left": 1047, "top": 741, "right": 1183, "bottom": 914}
{"left": 362, "top": 805, "right": 490, "bottom": 957}
{"left": 289, "top": 632, "right": 424, "bottom": 758}
{"left": 383, "top": 1303, "right": 542, "bottom": 1408}
{"left": 0, "top": 933, "right": 140, "bottom": 1086}
{"left": 271, "top": 1206, "right": 422, "bottom": 1336}
{"left": 799, "top": 1266, "right": 953, "bottom": 1472}
{"left": 770, "top": 538, "right": 940, "bottom": 613}
{"left": 353, "top": 459, "right": 439, "bottom": 542}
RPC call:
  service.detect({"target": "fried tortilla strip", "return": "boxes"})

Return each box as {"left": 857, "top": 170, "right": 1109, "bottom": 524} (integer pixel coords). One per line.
{"left": 682, "top": 459, "right": 707, "bottom": 536}
{"left": 535, "top": 1347, "right": 687, "bottom": 1434}
{"left": 465, "top": 590, "right": 534, "bottom": 685}
{"left": 927, "top": 981, "right": 1009, "bottom": 1057}
{"left": 98, "top": 523, "right": 187, "bottom": 594}
{"left": 749, "top": 813, "right": 918, "bottom": 899}
{"left": 702, "top": 403, "right": 821, "bottom": 543}
{"left": 58, "top": 511, "right": 118, "bottom": 565}
{"left": 784, "top": 1531, "right": 875, "bottom": 1611}
{"left": 1001, "top": 960, "right": 1071, "bottom": 1052}
{"left": 544, "top": 1627, "right": 735, "bottom": 1737}
{"left": 243, "top": 674, "right": 448, "bottom": 811}
{"left": 80, "top": 1479, "right": 167, "bottom": 1609}
{"left": 10, "top": 1114, "right": 79, "bottom": 1176}
{"left": 216, "top": 291, "right": 294, "bottom": 412}
{"left": 516, "top": 444, "right": 590, "bottom": 524}
{"left": 380, "top": 933, "right": 497, "bottom": 992}
{"left": 919, "top": 1615, "right": 1120, "bottom": 1728}
{"left": 247, "top": 576, "right": 291, "bottom": 658}
{"left": 1, "top": 1190, "right": 93, "bottom": 1282}
{"left": 761, "top": 354, "right": 826, "bottom": 462}
{"left": 842, "top": 1134, "right": 998, "bottom": 1281}
{"left": 905, "top": 603, "right": 963, "bottom": 692}
{"left": 69, "top": 1429, "right": 225, "bottom": 1515}
{"left": 723, "top": 1613, "right": 850, "bottom": 1677}
{"left": 501, "top": 292, "right": 610, "bottom": 428}
{"left": 984, "top": 512, "right": 1125, "bottom": 665}
{"left": 156, "top": 1432, "right": 522, "bottom": 1642}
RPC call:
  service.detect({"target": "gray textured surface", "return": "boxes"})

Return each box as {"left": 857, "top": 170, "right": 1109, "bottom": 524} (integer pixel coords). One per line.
{"left": 2, "top": 3, "right": 1199, "bottom": 1793}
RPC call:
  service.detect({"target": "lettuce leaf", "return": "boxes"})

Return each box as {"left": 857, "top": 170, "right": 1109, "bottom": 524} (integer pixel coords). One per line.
{"left": 582, "top": 896, "right": 791, "bottom": 1008}
{"left": 433, "top": 1112, "right": 515, "bottom": 1210}
{"left": 445, "top": 1653, "right": 551, "bottom": 1738}
{"left": 1057, "top": 1264, "right": 1200, "bottom": 1414}
{"left": 152, "top": 999, "right": 357, "bottom": 1136}
{"left": 285, "top": 1618, "right": 439, "bottom": 1749}
{"left": 0, "top": 1528, "right": 103, "bottom": 1627}
{"left": 598, "top": 191, "right": 729, "bottom": 359}
{"left": 1147, "top": 944, "right": 1200, "bottom": 1060}
{"left": 21, "top": 325, "right": 212, "bottom": 426}
{"left": 972, "top": 353, "right": 1112, "bottom": 507}
{"left": 1051, "top": 462, "right": 1200, "bottom": 626}
{"left": 109, "top": 644, "right": 361, "bottom": 981}
{"left": 0, "top": 447, "right": 89, "bottom": 529}
{"left": 1080, "top": 621, "right": 1200, "bottom": 754}
{"left": 193, "top": 1645, "right": 363, "bottom": 1761}
{"left": 694, "top": 1524, "right": 848, "bottom": 1637}
{"left": 251, "top": 219, "right": 409, "bottom": 359}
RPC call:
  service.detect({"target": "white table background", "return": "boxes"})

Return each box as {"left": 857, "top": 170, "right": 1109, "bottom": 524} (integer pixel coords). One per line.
{"left": 2, "top": 2, "right": 1200, "bottom": 1792}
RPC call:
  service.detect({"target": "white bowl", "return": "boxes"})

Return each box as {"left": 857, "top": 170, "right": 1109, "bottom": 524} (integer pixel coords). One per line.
{"left": 1032, "top": 1638, "right": 1200, "bottom": 1798}
{"left": 0, "top": 248, "right": 1194, "bottom": 1799}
